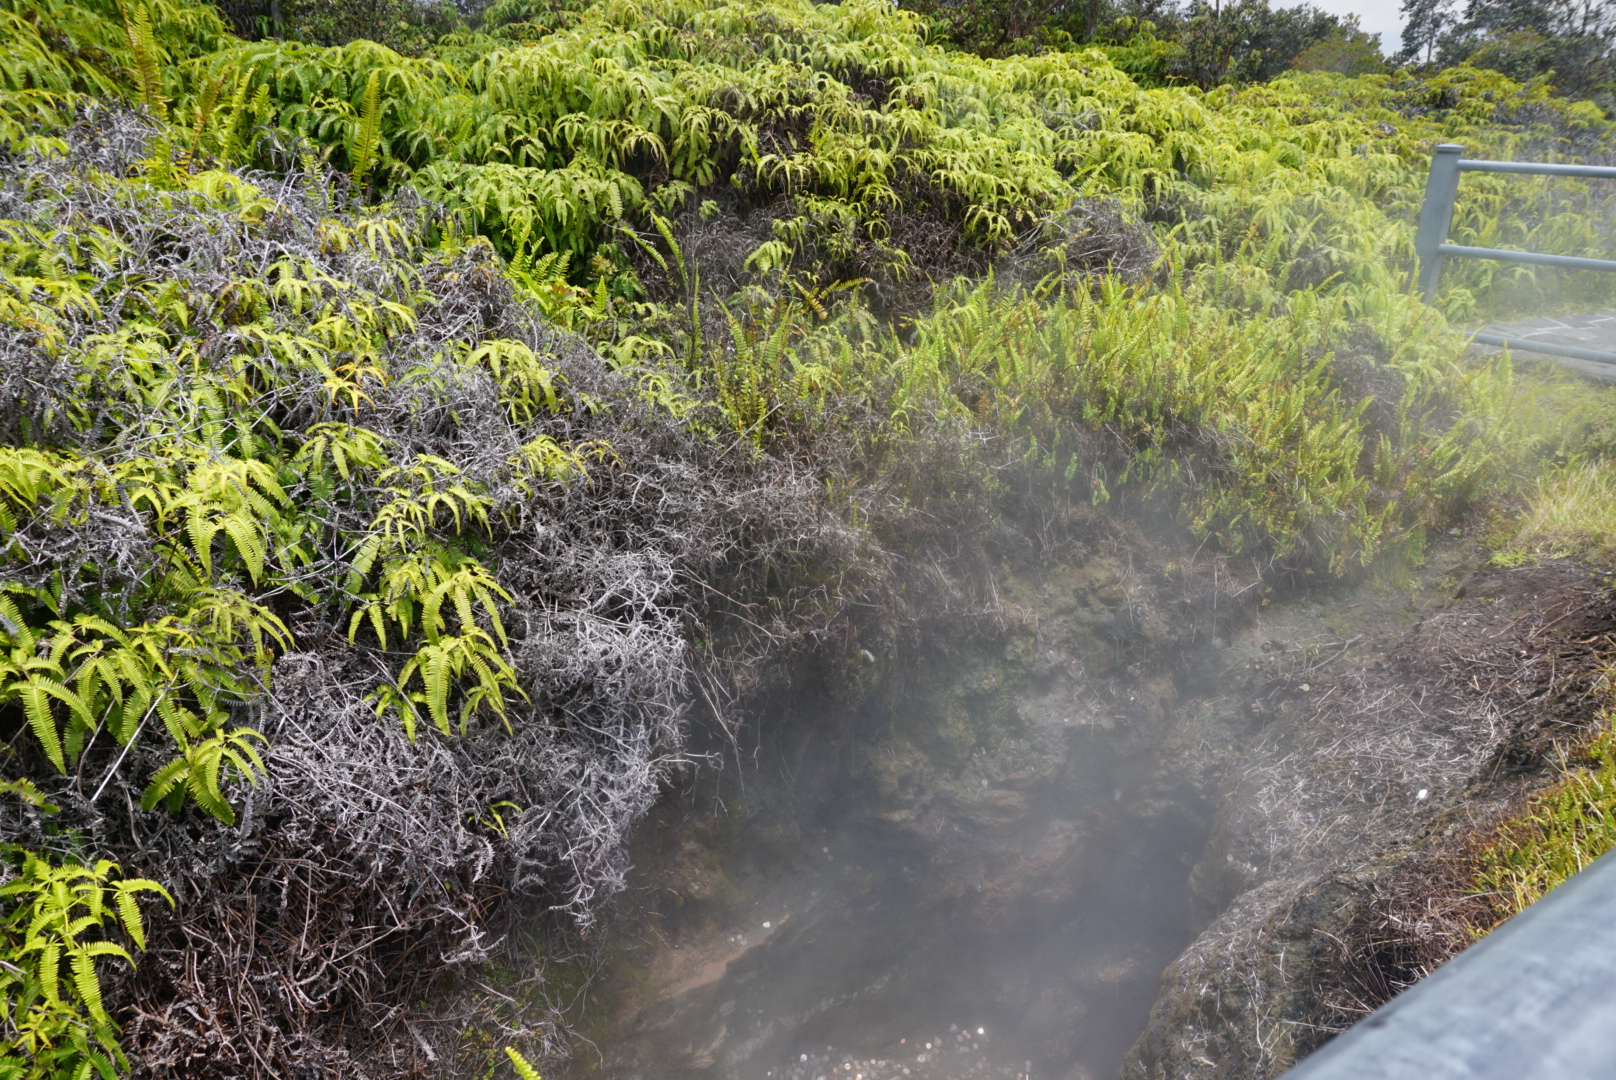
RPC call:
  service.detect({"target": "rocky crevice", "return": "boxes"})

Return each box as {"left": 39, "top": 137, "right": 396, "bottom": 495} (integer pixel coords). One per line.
{"left": 566, "top": 534, "right": 1616, "bottom": 1080}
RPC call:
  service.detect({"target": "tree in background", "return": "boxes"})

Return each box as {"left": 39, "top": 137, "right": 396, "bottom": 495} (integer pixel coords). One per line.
{"left": 212, "top": 0, "right": 1373, "bottom": 76}
{"left": 900, "top": 0, "right": 1084, "bottom": 55}
{"left": 1292, "top": 28, "right": 1392, "bottom": 73}
{"left": 1400, "top": 0, "right": 1616, "bottom": 106}
{"left": 213, "top": 0, "right": 465, "bottom": 47}
{"left": 1399, "top": 0, "right": 1457, "bottom": 61}
{"left": 1167, "top": 0, "right": 1381, "bottom": 84}
{"left": 904, "top": 0, "right": 1375, "bottom": 80}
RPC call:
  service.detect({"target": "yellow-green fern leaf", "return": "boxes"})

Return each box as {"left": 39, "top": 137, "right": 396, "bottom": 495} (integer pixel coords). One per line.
{"left": 114, "top": 890, "right": 145, "bottom": 950}
{"left": 120, "top": 2, "right": 167, "bottom": 122}
{"left": 70, "top": 948, "right": 107, "bottom": 1024}
{"left": 351, "top": 70, "right": 383, "bottom": 191}
{"left": 221, "top": 513, "right": 266, "bottom": 583}
{"left": 17, "top": 680, "right": 67, "bottom": 772}
{"left": 38, "top": 942, "right": 61, "bottom": 1006}
{"left": 423, "top": 643, "right": 452, "bottom": 735}
{"left": 506, "top": 1048, "right": 542, "bottom": 1080}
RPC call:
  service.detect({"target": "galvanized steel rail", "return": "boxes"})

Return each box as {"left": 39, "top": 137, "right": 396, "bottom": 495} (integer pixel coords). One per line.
{"left": 1414, "top": 143, "right": 1616, "bottom": 365}
{"left": 1280, "top": 847, "right": 1616, "bottom": 1079}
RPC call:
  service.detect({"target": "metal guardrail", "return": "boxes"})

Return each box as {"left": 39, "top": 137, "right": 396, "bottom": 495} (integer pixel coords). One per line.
{"left": 1280, "top": 847, "right": 1616, "bottom": 1079}
{"left": 1414, "top": 142, "right": 1616, "bottom": 365}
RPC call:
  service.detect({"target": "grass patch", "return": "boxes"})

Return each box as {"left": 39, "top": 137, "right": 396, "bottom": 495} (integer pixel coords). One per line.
{"left": 1504, "top": 460, "right": 1616, "bottom": 565}
{"left": 1474, "top": 717, "right": 1616, "bottom": 918}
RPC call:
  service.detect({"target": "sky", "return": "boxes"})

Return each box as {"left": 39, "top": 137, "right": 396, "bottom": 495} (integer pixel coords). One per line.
{"left": 1304, "top": 0, "right": 1408, "bottom": 53}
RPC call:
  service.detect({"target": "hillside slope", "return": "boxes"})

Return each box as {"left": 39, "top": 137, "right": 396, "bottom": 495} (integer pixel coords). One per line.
{"left": 2, "top": 0, "right": 1616, "bottom": 1076}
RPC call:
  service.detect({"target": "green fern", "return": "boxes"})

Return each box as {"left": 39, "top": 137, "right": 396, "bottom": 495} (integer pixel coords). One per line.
{"left": 141, "top": 725, "right": 266, "bottom": 823}
{"left": 506, "top": 1047, "right": 543, "bottom": 1080}
{"left": 185, "top": 69, "right": 226, "bottom": 161}
{"left": 292, "top": 422, "right": 391, "bottom": 484}
{"left": 347, "top": 545, "right": 511, "bottom": 649}
{"left": 376, "top": 628, "right": 523, "bottom": 740}
{"left": 0, "top": 778, "right": 58, "bottom": 814}
{"left": 350, "top": 69, "right": 383, "bottom": 191}
{"left": 466, "top": 339, "right": 564, "bottom": 422}
{"left": 0, "top": 593, "right": 287, "bottom": 811}
{"left": 120, "top": 1, "right": 167, "bottom": 121}
{"left": 0, "top": 850, "right": 171, "bottom": 1079}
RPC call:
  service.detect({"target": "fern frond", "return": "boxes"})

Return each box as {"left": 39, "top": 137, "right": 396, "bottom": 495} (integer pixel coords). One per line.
{"left": 113, "top": 892, "right": 144, "bottom": 950}
{"left": 0, "top": 594, "right": 33, "bottom": 648}
{"left": 506, "top": 1047, "right": 542, "bottom": 1080}
{"left": 139, "top": 757, "right": 187, "bottom": 812}
{"left": 120, "top": 2, "right": 167, "bottom": 122}
{"left": 17, "top": 681, "right": 67, "bottom": 772}
{"left": 351, "top": 70, "right": 383, "bottom": 191}
{"left": 70, "top": 950, "right": 106, "bottom": 1024}
{"left": 221, "top": 513, "right": 266, "bottom": 583}
{"left": 188, "top": 70, "right": 229, "bottom": 159}
{"left": 0, "top": 777, "right": 59, "bottom": 814}
{"left": 39, "top": 942, "right": 61, "bottom": 1006}
{"left": 422, "top": 644, "right": 452, "bottom": 734}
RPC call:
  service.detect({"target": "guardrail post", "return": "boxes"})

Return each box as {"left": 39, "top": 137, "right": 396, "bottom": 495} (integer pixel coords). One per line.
{"left": 1414, "top": 143, "right": 1465, "bottom": 301}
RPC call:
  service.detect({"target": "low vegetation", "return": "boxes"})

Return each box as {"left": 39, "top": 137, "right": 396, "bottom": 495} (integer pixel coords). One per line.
{"left": 1475, "top": 719, "right": 1616, "bottom": 916}
{"left": 1508, "top": 458, "right": 1616, "bottom": 564}
{"left": 1470, "top": 478, "right": 1616, "bottom": 928}
{"left": 1, "top": 0, "right": 1615, "bottom": 1074}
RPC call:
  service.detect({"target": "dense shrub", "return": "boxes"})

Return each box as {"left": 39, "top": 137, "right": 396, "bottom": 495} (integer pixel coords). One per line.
{"left": 0, "top": 99, "right": 850, "bottom": 1075}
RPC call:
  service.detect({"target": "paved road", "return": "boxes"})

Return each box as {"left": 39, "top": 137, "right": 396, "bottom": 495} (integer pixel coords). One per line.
{"left": 1470, "top": 310, "right": 1616, "bottom": 381}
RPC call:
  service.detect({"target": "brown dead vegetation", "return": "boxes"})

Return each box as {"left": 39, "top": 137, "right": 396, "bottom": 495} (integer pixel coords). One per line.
{"left": 1127, "top": 558, "right": 1616, "bottom": 1080}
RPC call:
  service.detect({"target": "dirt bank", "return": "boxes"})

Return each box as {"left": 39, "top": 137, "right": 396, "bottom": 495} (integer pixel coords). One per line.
{"left": 1124, "top": 557, "right": 1616, "bottom": 1079}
